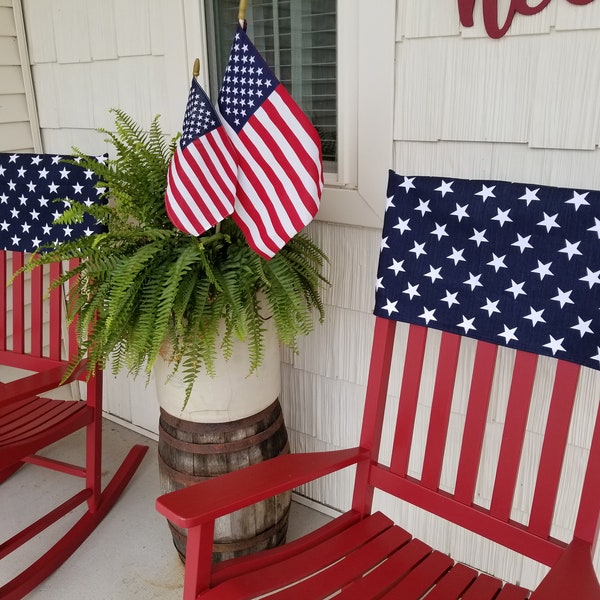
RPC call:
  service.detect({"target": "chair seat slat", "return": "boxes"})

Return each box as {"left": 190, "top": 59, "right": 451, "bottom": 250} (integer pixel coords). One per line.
{"left": 495, "top": 583, "right": 531, "bottom": 599}
{"left": 422, "top": 562, "right": 478, "bottom": 600}
{"left": 270, "top": 526, "right": 413, "bottom": 599}
{"left": 460, "top": 574, "right": 503, "bottom": 599}
{"left": 199, "top": 512, "right": 395, "bottom": 599}
{"left": 383, "top": 550, "right": 453, "bottom": 598}
{"left": 335, "top": 538, "right": 432, "bottom": 599}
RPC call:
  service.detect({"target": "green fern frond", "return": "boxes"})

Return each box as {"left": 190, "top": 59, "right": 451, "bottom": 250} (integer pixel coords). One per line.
{"left": 19, "top": 111, "right": 329, "bottom": 410}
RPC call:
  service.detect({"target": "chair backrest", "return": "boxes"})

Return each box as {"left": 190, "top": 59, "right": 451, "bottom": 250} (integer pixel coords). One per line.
{"left": 0, "top": 152, "right": 105, "bottom": 376}
{"left": 355, "top": 171, "right": 600, "bottom": 568}
{"left": 0, "top": 251, "right": 78, "bottom": 372}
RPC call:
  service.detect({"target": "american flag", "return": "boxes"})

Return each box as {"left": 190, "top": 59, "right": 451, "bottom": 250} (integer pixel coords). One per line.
{"left": 165, "top": 78, "right": 238, "bottom": 236}
{"left": 218, "top": 23, "right": 324, "bottom": 259}
{"left": 0, "top": 153, "right": 106, "bottom": 252}
{"left": 375, "top": 170, "right": 600, "bottom": 370}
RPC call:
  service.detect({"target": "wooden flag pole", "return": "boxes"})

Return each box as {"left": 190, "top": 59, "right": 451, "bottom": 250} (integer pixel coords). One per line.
{"left": 193, "top": 58, "right": 200, "bottom": 78}
{"left": 238, "top": 0, "right": 247, "bottom": 25}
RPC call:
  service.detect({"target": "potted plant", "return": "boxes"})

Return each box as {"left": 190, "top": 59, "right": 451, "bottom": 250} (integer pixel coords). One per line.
{"left": 23, "top": 109, "right": 329, "bottom": 562}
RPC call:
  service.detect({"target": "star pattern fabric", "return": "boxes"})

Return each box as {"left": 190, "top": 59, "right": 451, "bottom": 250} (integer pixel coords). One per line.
{"left": 374, "top": 170, "right": 600, "bottom": 370}
{"left": 0, "top": 153, "right": 106, "bottom": 252}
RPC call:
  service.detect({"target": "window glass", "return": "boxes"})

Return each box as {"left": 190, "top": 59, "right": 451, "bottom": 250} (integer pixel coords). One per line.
{"left": 205, "top": 0, "right": 337, "bottom": 172}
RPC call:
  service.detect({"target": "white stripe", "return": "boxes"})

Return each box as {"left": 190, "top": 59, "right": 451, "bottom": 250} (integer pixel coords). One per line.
{"left": 199, "top": 130, "right": 238, "bottom": 198}
{"left": 258, "top": 91, "right": 322, "bottom": 203}
{"left": 243, "top": 116, "right": 314, "bottom": 224}
{"left": 166, "top": 147, "right": 208, "bottom": 234}
{"left": 176, "top": 146, "right": 225, "bottom": 224}
{"left": 165, "top": 176, "right": 202, "bottom": 235}
{"left": 236, "top": 166, "right": 286, "bottom": 249}
{"left": 221, "top": 118, "right": 295, "bottom": 240}
{"left": 167, "top": 159, "right": 212, "bottom": 232}
{"left": 233, "top": 198, "right": 276, "bottom": 258}
{"left": 186, "top": 142, "right": 234, "bottom": 216}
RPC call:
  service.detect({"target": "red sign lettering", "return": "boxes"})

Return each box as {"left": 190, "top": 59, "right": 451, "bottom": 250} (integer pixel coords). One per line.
{"left": 458, "top": 0, "right": 595, "bottom": 39}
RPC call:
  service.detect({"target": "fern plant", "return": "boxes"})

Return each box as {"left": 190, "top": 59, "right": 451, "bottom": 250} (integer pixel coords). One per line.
{"left": 24, "top": 109, "right": 328, "bottom": 406}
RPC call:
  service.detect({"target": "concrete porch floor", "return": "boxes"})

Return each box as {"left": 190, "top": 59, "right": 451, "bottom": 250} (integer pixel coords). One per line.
{"left": 1, "top": 419, "right": 333, "bottom": 599}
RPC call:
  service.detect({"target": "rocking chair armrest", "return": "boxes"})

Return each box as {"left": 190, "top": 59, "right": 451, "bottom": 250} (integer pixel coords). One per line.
{"left": 530, "top": 538, "right": 600, "bottom": 599}
{"left": 0, "top": 361, "right": 88, "bottom": 407}
{"left": 156, "top": 446, "right": 368, "bottom": 528}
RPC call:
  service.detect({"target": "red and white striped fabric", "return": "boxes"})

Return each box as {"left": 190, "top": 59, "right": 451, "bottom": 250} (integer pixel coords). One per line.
{"left": 165, "top": 78, "right": 238, "bottom": 236}
{"left": 218, "top": 24, "right": 324, "bottom": 259}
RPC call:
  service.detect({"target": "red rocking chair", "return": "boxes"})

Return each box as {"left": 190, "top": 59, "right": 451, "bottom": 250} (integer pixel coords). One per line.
{"left": 0, "top": 153, "right": 148, "bottom": 599}
{"left": 157, "top": 172, "right": 600, "bottom": 599}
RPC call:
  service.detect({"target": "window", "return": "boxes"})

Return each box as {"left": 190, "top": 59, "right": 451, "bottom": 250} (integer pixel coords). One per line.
{"left": 205, "top": 0, "right": 337, "bottom": 173}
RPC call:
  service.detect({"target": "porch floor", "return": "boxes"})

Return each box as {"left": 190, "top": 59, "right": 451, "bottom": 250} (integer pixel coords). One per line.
{"left": 1, "top": 418, "right": 332, "bottom": 599}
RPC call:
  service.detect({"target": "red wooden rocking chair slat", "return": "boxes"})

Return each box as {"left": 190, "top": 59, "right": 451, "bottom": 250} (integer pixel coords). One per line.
{"left": 0, "top": 246, "right": 148, "bottom": 599}
{"left": 156, "top": 173, "right": 600, "bottom": 598}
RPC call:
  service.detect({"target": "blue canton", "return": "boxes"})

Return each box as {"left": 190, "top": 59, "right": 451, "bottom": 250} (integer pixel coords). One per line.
{"left": 218, "top": 24, "right": 279, "bottom": 133}
{"left": 375, "top": 170, "right": 600, "bottom": 370}
{"left": 180, "top": 79, "right": 220, "bottom": 149}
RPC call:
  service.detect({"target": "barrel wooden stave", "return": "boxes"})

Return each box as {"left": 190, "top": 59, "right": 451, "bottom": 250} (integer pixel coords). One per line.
{"left": 158, "top": 399, "right": 291, "bottom": 563}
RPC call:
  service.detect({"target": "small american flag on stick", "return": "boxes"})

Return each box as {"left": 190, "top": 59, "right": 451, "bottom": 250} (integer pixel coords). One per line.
{"left": 218, "top": 23, "right": 324, "bottom": 259}
{"left": 165, "top": 78, "right": 238, "bottom": 236}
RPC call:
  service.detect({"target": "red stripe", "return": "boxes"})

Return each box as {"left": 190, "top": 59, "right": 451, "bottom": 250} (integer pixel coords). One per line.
{"left": 234, "top": 148, "right": 296, "bottom": 246}
{"left": 528, "top": 360, "right": 579, "bottom": 538}
{"left": 166, "top": 152, "right": 209, "bottom": 232}
{"left": 237, "top": 126, "right": 306, "bottom": 234}
{"left": 251, "top": 110, "right": 320, "bottom": 218}
{"left": 267, "top": 88, "right": 323, "bottom": 201}
{"left": 210, "top": 128, "right": 239, "bottom": 193}
{"left": 166, "top": 135, "right": 236, "bottom": 234}
{"left": 234, "top": 199, "right": 291, "bottom": 258}
{"left": 231, "top": 198, "right": 282, "bottom": 259}
{"left": 183, "top": 142, "right": 233, "bottom": 217}
{"left": 273, "top": 87, "right": 324, "bottom": 189}
{"left": 186, "top": 134, "right": 237, "bottom": 210}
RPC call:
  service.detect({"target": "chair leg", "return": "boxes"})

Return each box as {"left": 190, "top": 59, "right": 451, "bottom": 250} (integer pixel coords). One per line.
{"left": 0, "top": 444, "right": 148, "bottom": 600}
{"left": 0, "top": 462, "right": 24, "bottom": 484}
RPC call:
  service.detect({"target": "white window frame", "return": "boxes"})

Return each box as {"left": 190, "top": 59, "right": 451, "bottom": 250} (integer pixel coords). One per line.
{"left": 187, "top": 0, "right": 395, "bottom": 229}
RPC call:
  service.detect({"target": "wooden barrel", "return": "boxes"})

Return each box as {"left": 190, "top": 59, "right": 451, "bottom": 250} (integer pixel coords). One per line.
{"left": 158, "top": 399, "right": 291, "bottom": 563}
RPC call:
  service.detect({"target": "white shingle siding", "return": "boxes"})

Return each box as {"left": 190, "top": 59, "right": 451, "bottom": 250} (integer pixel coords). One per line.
{"left": 21, "top": 0, "right": 195, "bottom": 153}
{"left": 0, "top": 0, "right": 40, "bottom": 152}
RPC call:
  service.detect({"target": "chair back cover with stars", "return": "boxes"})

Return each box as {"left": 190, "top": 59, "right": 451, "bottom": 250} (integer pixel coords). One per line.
{"left": 0, "top": 152, "right": 106, "bottom": 253}
{"left": 375, "top": 170, "right": 600, "bottom": 372}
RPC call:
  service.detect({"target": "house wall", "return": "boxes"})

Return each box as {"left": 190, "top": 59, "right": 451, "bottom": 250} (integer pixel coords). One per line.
{"left": 15, "top": 0, "right": 600, "bottom": 589}
{"left": 0, "top": 0, "right": 40, "bottom": 151}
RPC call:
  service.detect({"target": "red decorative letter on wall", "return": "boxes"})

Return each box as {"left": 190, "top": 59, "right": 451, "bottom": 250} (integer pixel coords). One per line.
{"left": 458, "top": 0, "right": 595, "bottom": 39}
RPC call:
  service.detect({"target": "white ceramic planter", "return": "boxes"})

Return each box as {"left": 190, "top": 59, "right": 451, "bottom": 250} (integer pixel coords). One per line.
{"left": 154, "top": 317, "right": 281, "bottom": 423}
